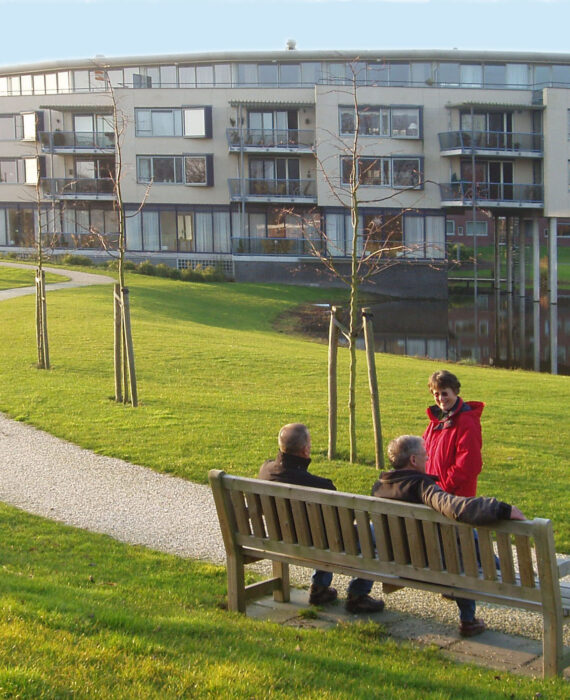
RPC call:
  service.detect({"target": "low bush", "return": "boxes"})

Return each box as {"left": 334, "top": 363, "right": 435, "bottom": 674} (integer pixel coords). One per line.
{"left": 60, "top": 254, "right": 93, "bottom": 267}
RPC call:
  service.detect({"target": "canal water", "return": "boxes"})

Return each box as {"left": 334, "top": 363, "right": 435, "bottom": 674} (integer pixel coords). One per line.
{"left": 304, "top": 288, "right": 570, "bottom": 375}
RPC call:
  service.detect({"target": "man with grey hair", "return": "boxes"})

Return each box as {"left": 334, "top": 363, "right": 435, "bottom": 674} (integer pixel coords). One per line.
{"left": 372, "top": 435, "right": 525, "bottom": 637}
{"left": 259, "top": 423, "right": 385, "bottom": 613}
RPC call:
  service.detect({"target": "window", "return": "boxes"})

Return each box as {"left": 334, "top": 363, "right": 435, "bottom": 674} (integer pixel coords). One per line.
{"left": 446, "top": 219, "right": 456, "bottom": 236}
{"left": 438, "top": 62, "right": 460, "bottom": 86}
{"left": 339, "top": 106, "right": 420, "bottom": 138}
{"left": 135, "top": 109, "right": 183, "bottom": 136}
{"left": 484, "top": 64, "right": 506, "bottom": 87}
{"left": 0, "top": 115, "right": 20, "bottom": 140}
{"left": 280, "top": 64, "right": 301, "bottom": 86}
{"left": 137, "top": 155, "right": 213, "bottom": 186}
{"left": 0, "top": 159, "right": 21, "bottom": 183}
{"left": 183, "top": 107, "right": 212, "bottom": 138}
{"left": 460, "top": 64, "right": 483, "bottom": 87}
{"left": 341, "top": 156, "right": 422, "bottom": 188}
{"left": 466, "top": 221, "right": 488, "bottom": 237}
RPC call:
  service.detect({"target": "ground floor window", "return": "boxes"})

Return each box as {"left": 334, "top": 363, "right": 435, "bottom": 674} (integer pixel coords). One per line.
{"left": 230, "top": 206, "right": 322, "bottom": 255}
{"left": 125, "top": 206, "right": 230, "bottom": 253}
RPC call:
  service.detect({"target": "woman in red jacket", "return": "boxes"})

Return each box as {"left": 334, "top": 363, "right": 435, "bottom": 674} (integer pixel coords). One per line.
{"left": 423, "top": 370, "right": 484, "bottom": 497}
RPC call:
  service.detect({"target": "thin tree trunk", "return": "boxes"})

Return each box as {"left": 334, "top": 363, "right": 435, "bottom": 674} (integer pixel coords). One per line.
{"left": 113, "top": 284, "right": 123, "bottom": 402}
{"left": 328, "top": 305, "right": 339, "bottom": 460}
{"left": 348, "top": 187, "right": 359, "bottom": 463}
{"left": 121, "top": 287, "right": 138, "bottom": 407}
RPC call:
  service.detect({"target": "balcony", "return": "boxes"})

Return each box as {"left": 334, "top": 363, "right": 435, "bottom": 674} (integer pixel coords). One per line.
{"left": 232, "top": 236, "right": 325, "bottom": 256}
{"left": 42, "top": 178, "right": 115, "bottom": 200}
{"left": 39, "top": 131, "right": 115, "bottom": 154}
{"left": 439, "top": 181, "right": 543, "bottom": 208}
{"left": 227, "top": 128, "right": 315, "bottom": 153}
{"left": 438, "top": 131, "right": 543, "bottom": 158}
{"left": 228, "top": 178, "right": 317, "bottom": 203}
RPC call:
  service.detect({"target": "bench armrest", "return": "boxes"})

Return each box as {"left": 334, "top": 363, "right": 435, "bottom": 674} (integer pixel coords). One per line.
{"left": 558, "top": 558, "right": 570, "bottom": 578}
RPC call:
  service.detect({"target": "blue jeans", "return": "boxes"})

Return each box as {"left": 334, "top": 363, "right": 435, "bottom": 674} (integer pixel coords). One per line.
{"left": 311, "top": 569, "right": 373, "bottom": 597}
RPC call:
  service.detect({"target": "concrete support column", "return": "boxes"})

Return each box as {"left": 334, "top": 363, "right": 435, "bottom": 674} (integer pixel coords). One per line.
{"left": 531, "top": 218, "right": 540, "bottom": 371}
{"left": 548, "top": 217, "right": 558, "bottom": 374}
{"left": 518, "top": 218, "right": 526, "bottom": 297}
{"left": 494, "top": 216, "right": 501, "bottom": 291}
{"left": 506, "top": 217, "right": 514, "bottom": 295}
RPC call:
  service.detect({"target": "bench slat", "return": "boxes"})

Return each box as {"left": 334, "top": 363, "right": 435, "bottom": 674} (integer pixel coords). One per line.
{"left": 306, "top": 502, "right": 328, "bottom": 549}
{"left": 405, "top": 517, "right": 427, "bottom": 569}
{"left": 388, "top": 516, "right": 410, "bottom": 565}
{"left": 496, "top": 532, "right": 516, "bottom": 584}
{"left": 355, "top": 510, "right": 375, "bottom": 559}
{"left": 440, "top": 524, "right": 460, "bottom": 575}
{"left": 338, "top": 507, "right": 359, "bottom": 555}
{"left": 322, "top": 504, "right": 344, "bottom": 552}
{"left": 370, "top": 513, "right": 393, "bottom": 562}
{"left": 260, "top": 495, "right": 282, "bottom": 541}
{"left": 230, "top": 490, "right": 251, "bottom": 536}
{"left": 478, "top": 528, "right": 499, "bottom": 581}
{"left": 515, "top": 534, "right": 536, "bottom": 588}
{"left": 275, "top": 496, "right": 297, "bottom": 544}
{"left": 290, "top": 499, "right": 312, "bottom": 547}
{"left": 245, "top": 492, "right": 266, "bottom": 539}
{"left": 422, "top": 521, "right": 443, "bottom": 571}
{"left": 457, "top": 525, "right": 479, "bottom": 578}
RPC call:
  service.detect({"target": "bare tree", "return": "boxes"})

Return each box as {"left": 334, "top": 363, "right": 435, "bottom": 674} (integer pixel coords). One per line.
{"left": 94, "top": 65, "right": 151, "bottom": 407}
{"left": 296, "top": 61, "right": 431, "bottom": 463}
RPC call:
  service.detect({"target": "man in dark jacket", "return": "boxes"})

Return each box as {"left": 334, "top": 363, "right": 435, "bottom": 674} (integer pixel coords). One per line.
{"left": 260, "top": 423, "right": 384, "bottom": 614}
{"left": 372, "top": 434, "right": 525, "bottom": 637}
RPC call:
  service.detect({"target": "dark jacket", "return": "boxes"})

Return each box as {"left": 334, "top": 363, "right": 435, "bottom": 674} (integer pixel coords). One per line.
{"left": 371, "top": 468, "right": 511, "bottom": 526}
{"left": 259, "top": 451, "right": 336, "bottom": 491}
{"left": 423, "top": 397, "right": 484, "bottom": 497}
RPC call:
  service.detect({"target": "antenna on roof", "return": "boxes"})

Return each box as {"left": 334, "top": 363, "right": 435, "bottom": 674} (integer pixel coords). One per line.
{"left": 286, "top": 39, "right": 297, "bottom": 51}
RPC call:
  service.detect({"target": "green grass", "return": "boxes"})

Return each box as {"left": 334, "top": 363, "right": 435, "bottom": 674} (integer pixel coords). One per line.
{"left": 1, "top": 502, "right": 568, "bottom": 699}
{"left": 0, "top": 274, "right": 568, "bottom": 551}
{"left": 0, "top": 266, "right": 69, "bottom": 290}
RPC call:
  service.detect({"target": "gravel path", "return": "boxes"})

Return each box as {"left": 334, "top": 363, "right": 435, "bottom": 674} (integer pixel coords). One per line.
{"left": 0, "top": 263, "right": 567, "bottom": 646}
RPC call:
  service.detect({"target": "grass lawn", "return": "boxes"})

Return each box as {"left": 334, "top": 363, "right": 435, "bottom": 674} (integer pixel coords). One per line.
{"left": 0, "top": 274, "right": 568, "bottom": 552}
{"left": 1, "top": 503, "right": 568, "bottom": 700}
{"left": 0, "top": 266, "right": 69, "bottom": 290}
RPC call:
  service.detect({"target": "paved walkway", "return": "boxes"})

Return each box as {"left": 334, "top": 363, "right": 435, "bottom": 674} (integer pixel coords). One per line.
{"left": 0, "top": 260, "right": 114, "bottom": 299}
{"left": 0, "top": 264, "right": 568, "bottom": 680}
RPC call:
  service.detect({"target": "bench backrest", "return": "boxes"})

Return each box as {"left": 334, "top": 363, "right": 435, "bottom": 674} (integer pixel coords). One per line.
{"left": 209, "top": 470, "right": 558, "bottom": 608}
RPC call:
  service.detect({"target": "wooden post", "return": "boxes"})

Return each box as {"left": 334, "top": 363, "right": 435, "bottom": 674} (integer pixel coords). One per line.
{"left": 113, "top": 284, "right": 123, "bottom": 403}
{"left": 35, "top": 272, "right": 43, "bottom": 368}
{"left": 121, "top": 287, "right": 138, "bottom": 407}
{"left": 328, "top": 306, "right": 339, "bottom": 460}
{"left": 40, "top": 271, "right": 49, "bottom": 370}
{"left": 362, "top": 308, "right": 383, "bottom": 469}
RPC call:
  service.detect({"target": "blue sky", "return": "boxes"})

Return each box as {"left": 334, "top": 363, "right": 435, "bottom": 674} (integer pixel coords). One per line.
{"left": 1, "top": 0, "right": 569, "bottom": 68}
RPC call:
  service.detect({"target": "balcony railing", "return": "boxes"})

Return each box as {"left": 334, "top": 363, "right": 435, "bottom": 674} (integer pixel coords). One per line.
{"left": 42, "top": 178, "right": 115, "bottom": 198}
{"left": 438, "top": 131, "right": 543, "bottom": 155}
{"left": 232, "top": 236, "right": 325, "bottom": 256}
{"left": 227, "top": 128, "right": 315, "bottom": 151}
{"left": 439, "top": 181, "right": 543, "bottom": 206}
{"left": 39, "top": 131, "right": 115, "bottom": 151}
{"left": 228, "top": 178, "right": 317, "bottom": 200}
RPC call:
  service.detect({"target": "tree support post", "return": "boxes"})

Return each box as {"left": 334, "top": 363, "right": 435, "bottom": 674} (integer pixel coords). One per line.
{"left": 35, "top": 268, "right": 49, "bottom": 370}
{"left": 362, "top": 308, "right": 383, "bottom": 469}
{"left": 113, "top": 284, "right": 123, "bottom": 403}
{"left": 328, "top": 305, "right": 339, "bottom": 460}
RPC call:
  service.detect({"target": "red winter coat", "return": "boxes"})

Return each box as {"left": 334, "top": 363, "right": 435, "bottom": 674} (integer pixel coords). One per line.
{"left": 423, "top": 398, "right": 484, "bottom": 497}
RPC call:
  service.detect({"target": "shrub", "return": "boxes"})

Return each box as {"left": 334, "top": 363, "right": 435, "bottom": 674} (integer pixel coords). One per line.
{"left": 61, "top": 254, "right": 93, "bottom": 267}
{"left": 136, "top": 260, "right": 156, "bottom": 276}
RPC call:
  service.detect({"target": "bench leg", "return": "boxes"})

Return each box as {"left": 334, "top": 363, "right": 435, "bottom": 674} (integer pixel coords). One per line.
{"left": 227, "top": 552, "right": 246, "bottom": 613}
{"left": 542, "top": 609, "right": 563, "bottom": 677}
{"left": 272, "top": 561, "right": 290, "bottom": 603}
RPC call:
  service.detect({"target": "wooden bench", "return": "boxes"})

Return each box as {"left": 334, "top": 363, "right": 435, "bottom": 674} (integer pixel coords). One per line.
{"left": 209, "top": 469, "right": 570, "bottom": 678}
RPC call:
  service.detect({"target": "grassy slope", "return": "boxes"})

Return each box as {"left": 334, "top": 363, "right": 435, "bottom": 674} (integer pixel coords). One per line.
{"left": 1, "top": 503, "right": 567, "bottom": 700}
{"left": 0, "top": 267, "right": 69, "bottom": 290}
{"left": 0, "top": 275, "right": 568, "bottom": 552}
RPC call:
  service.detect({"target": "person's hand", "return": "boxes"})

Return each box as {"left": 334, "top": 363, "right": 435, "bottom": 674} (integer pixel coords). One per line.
{"left": 509, "top": 505, "right": 526, "bottom": 520}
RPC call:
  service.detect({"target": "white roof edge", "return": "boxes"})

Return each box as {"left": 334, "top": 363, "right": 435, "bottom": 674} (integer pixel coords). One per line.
{"left": 2, "top": 48, "right": 570, "bottom": 75}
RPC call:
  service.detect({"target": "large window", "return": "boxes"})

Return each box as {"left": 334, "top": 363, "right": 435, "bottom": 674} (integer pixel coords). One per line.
{"left": 339, "top": 106, "right": 420, "bottom": 138}
{"left": 0, "top": 159, "right": 23, "bottom": 183}
{"left": 137, "top": 155, "right": 213, "bottom": 186}
{"left": 135, "top": 107, "right": 211, "bottom": 138}
{"left": 0, "top": 114, "right": 21, "bottom": 140}
{"left": 341, "top": 156, "right": 422, "bottom": 188}
{"left": 126, "top": 207, "right": 230, "bottom": 252}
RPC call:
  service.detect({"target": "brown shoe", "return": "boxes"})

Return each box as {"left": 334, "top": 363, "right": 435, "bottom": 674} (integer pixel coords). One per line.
{"left": 309, "top": 585, "right": 338, "bottom": 605}
{"left": 345, "top": 594, "right": 385, "bottom": 614}
{"left": 459, "top": 618, "right": 486, "bottom": 637}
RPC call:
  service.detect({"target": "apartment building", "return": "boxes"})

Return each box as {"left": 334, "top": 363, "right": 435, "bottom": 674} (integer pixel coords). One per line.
{"left": 0, "top": 49, "right": 568, "bottom": 298}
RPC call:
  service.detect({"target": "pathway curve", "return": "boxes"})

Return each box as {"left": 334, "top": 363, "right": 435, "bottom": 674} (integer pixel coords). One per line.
{"left": 0, "top": 260, "right": 114, "bottom": 300}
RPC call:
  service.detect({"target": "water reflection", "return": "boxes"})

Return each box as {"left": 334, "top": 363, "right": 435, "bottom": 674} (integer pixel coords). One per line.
{"left": 355, "top": 289, "right": 569, "bottom": 375}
